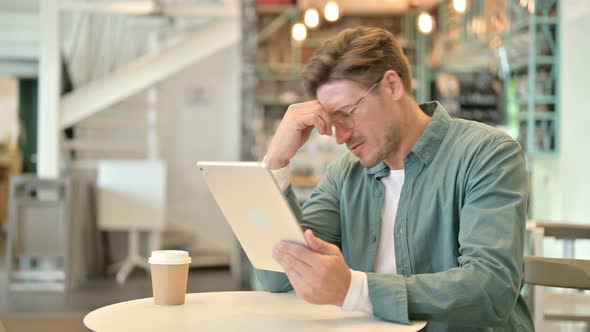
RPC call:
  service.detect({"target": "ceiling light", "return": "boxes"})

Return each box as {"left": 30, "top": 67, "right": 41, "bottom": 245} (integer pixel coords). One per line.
{"left": 453, "top": 0, "right": 467, "bottom": 13}
{"left": 324, "top": 2, "right": 340, "bottom": 22}
{"left": 292, "top": 23, "right": 307, "bottom": 41}
{"left": 417, "top": 12, "right": 434, "bottom": 34}
{"left": 304, "top": 8, "right": 320, "bottom": 28}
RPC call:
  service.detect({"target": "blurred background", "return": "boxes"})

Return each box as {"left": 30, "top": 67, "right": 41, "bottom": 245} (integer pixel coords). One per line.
{"left": 0, "top": 0, "right": 588, "bottom": 331}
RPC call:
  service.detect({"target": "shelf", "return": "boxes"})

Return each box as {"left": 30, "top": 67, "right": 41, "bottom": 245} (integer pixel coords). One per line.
{"left": 526, "top": 150, "right": 560, "bottom": 157}
{"left": 256, "top": 64, "right": 302, "bottom": 81}
{"left": 291, "top": 175, "right": 321, "bottom": 187}
{"left": 510, "top": 56, "right": 555, "bottom": 73}
{"left": 517, "top": 95, "right": 556, "bottom": 106}
{"left": 257, "top": 75, "right": 302, "bottom": 82}
{"left": 457, "top": 95, "right": 498, "bottom": 107}
{"left": 518, "top": 112, "right": 556, "bottom": 121}
{"left": 256, "top": 4, "right": 295, "bottom": 15}
{"left": 257, "top": 96, "right": 306, "bottom": 106}
{"left": 508, "top": 16, "right": 559, "bottom": 34}
{"left": 302, "top": 38, "right": 324, "bottom": 48}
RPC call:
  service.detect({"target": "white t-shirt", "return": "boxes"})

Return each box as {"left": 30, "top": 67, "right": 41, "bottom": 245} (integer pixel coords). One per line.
{"left": 374, "top": 169, "right": 404, "bottom": 274}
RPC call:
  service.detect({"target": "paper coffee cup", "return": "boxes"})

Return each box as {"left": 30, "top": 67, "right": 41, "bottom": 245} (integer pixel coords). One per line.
{"left": 148, "top": 250, "right": 191, "bottom": 305}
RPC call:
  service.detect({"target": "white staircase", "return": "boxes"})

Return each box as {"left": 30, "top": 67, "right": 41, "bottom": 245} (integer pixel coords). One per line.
{"left": 59, "top": 11, "right": 237, "bottom": 276}
{"left": 65, "top": 91, "right": 156, "bottom": 169}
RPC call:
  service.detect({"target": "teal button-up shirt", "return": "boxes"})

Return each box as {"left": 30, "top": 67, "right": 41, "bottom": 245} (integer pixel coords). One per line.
{"left": 256, "top": 102, "right": 534, "bottom": 331}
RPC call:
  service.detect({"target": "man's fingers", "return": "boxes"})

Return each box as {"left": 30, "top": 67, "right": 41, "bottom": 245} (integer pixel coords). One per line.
{"left": 310, "top": 108, "right": 333, "bottom": 136}
{"left": 305, "top": 230, "right": 340, "bottom": 255}
{"left": 284, "top": 268, "right": 316, "bottom": 302}
{"left": 306, "top": 114, "right": 328, "bottom": 135}
{"left": 289, "top": 101, "right": 332, "bottom": 136}
{"left": 280, "top": 241, "right": 326, "bottom": 269}
{"left": 273, "top": 243, "right": 315, "bottom": 273}
{"left": 296, "top": 113, "right": 329, "bottom": 136}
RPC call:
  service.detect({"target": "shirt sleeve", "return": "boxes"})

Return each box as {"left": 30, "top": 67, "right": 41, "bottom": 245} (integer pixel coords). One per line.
{"left": 255, "top": 156, "right": 293, "bottom": 292}
{"left": 341, "top": 269, "right": 373, "bottom": 314}
{"left": 367, "top": 140, "right": 530, "bottom": 327}
{"left": 268, "top": 163, "right": 291, "bottom": 193}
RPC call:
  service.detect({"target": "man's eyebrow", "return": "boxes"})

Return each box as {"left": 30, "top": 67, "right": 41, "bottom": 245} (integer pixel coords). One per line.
{"left": 334, "top": 97, "right": 363, "bottom": 113}
{"left": 334, "top": 103, "right": 355, "bottom": 113}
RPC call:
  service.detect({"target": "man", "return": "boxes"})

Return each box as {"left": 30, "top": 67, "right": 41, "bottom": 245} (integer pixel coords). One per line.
{"left": 256, "top": 27, "right": 534, "bottom": 331}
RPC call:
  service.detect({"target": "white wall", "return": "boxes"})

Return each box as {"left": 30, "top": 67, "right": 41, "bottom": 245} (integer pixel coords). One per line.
{"left": 531, "top": 1, "right": 590, "bottom": 259}
{"left": 0, "top": 1, "right": 38, "bottom": 77}
{"left": 159, "top": 43, "right": 241, "bottom": 252}
{"left": 559, "top": 1, "right": 590, "bottom": 222}
{"left": 0, "top": 77, "right": 19, "bottom": 146}
{"left": 558, "top": 0, "right": 590, "bottom": 258}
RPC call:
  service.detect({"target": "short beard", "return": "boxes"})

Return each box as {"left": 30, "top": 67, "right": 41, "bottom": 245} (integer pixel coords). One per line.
{"left": 361, "top": 128, "right": 401, "bottom": 168}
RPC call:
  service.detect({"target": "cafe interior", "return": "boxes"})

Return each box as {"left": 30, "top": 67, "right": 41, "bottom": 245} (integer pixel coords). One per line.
{"left": 0, "top": 0, "right": 589, "bottom": 331}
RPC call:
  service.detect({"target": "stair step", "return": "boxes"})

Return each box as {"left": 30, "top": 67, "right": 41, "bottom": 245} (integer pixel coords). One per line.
{"left": 77, "top": 118, "right": 149, "bottom": 130}
{"left": 113, "top": 97, "right": 153, "bottom": 112}
{"left": 63, "top": 139, "right": 146, "bottom": 153}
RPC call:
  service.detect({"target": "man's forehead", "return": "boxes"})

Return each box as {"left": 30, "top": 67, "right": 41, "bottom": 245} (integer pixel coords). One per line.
{"left": 316, "top": 80, "right": 365, "bottom": 111}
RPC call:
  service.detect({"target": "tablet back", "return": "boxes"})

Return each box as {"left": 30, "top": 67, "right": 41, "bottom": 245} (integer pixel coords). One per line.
{"left": 196, "top": 161, "right": 305, "bottom": 272}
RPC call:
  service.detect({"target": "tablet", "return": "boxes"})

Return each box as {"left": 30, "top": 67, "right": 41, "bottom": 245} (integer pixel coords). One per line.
{"left": 196, "top": 161, "right": 306, "bottom": 272}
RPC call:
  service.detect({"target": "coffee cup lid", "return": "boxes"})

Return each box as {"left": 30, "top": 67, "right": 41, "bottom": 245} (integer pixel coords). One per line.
{"left": 148, "top": 250, "right": 191, "bottom": 265}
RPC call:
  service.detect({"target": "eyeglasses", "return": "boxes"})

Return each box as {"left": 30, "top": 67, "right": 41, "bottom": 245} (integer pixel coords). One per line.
{"left": 331, "top": 76, "right": 382, "bottom": 130}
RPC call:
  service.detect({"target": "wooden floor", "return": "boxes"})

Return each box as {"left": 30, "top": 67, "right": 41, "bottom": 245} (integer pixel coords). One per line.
{"left": 0, "top": 312, "right": 87, "bottom": 332}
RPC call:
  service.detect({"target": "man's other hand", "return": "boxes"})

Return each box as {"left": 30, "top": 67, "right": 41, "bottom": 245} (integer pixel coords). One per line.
{"left": 272, "top": 229, "right": 351, "bottom": 306}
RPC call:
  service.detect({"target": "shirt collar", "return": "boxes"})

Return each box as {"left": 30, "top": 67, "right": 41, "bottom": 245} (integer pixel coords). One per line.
{"left": 409, "top": 101, "right": 451, "bottom": 166}
{"left": 366, "top": 101, "right": 451, "bottom": 177}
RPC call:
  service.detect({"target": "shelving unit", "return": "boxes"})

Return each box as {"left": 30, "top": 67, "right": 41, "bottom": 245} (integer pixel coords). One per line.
{"left": 503, "top": 0, "right": 560, "bottom": 154}
{"left": 434, "top": 2, "right": 505, "bottom": 126}
{"left": 434, "top": 0, "right": 560, "bottom": 153}
{"left": 436, "top": 71, "right": 504, "bottom": 126}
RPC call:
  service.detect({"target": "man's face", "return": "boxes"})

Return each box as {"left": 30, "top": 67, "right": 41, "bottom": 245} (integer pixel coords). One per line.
{"left": 316, "top": 79, "right": 404, "bottom": 168}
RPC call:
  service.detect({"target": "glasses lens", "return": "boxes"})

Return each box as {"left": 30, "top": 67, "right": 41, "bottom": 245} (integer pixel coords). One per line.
{"left": 332, "top": 111, "right": 353, "bottom": 129}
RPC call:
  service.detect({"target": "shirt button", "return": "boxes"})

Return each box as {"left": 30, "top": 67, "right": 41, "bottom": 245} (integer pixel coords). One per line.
{"left": 372, "top": 235, "right": 377, "bottom": 243}
{"left": 375, "top": 191, "right": 382, "bottom": 198}
{"left": 400, "top": 229, "right": 404, "bottom": 234}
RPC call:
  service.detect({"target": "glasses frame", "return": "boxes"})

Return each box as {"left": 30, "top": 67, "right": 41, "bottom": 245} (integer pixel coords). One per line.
{"left": 332, "top": 75, "right": 384, "bottom": 130}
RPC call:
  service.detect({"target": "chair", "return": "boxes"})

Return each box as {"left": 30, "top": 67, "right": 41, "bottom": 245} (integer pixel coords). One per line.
{"left": 525, "top": 221, "right": 590, "bottom": 331}
{"left": 5, "top": 175, "right": 73, "bottom": 291}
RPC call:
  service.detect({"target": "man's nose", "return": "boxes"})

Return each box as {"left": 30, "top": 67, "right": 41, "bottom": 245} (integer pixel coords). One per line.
{"left": 335, "top": 125, "right": 353, "bottom": 145}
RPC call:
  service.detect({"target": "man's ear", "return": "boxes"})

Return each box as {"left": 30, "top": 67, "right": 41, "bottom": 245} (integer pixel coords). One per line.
{"left": 383, "top": 70, "right": 404, "bottom": 101}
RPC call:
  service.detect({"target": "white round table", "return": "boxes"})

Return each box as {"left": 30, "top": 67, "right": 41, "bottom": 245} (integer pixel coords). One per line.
{"left": 84, "top": 291, "right": 426, "bottom": 331}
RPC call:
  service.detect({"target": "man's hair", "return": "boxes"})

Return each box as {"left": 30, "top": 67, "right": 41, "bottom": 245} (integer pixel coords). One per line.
{"left": 302, "top": 27, "right": 412, "bottom": 98}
